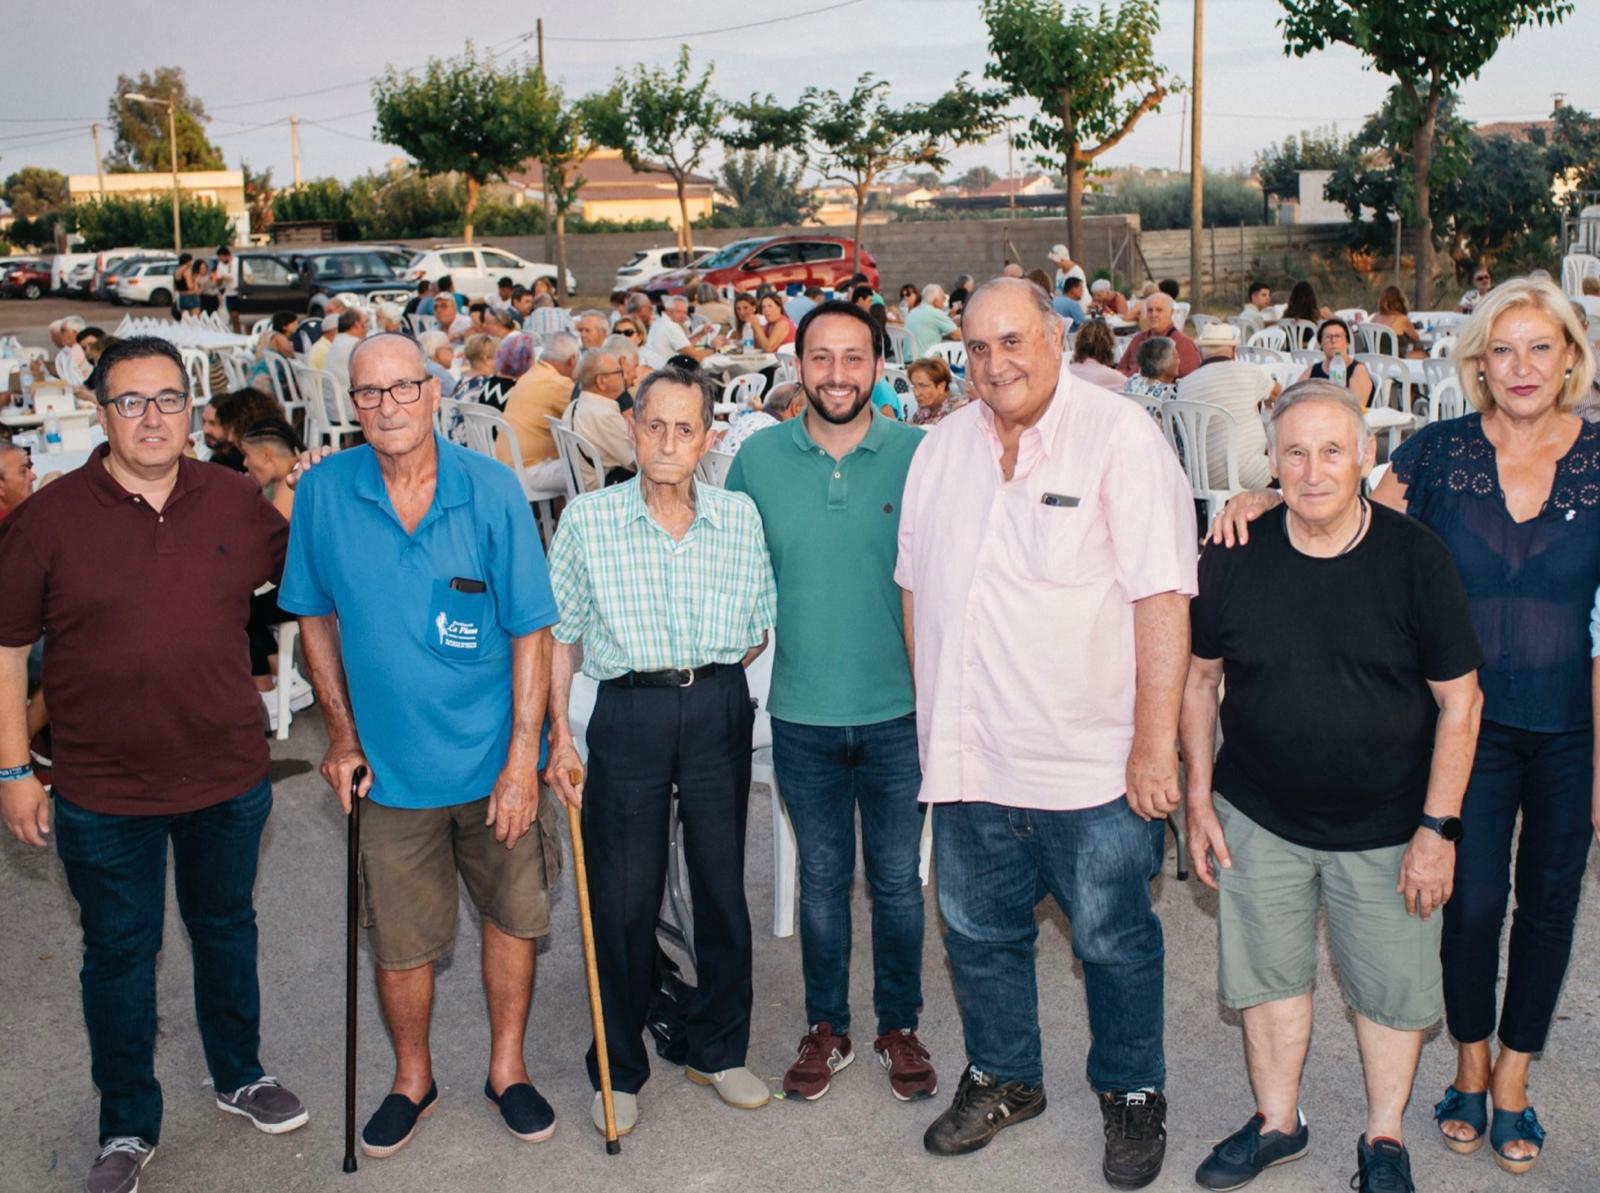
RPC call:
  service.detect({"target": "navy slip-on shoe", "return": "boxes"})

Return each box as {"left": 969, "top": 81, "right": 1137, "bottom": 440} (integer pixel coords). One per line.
{"left": 360, "top": 1082, "right": 438, "bottom": 1158}
{"left": 484, "top": 1079, "right": 557, "bottom": 1143}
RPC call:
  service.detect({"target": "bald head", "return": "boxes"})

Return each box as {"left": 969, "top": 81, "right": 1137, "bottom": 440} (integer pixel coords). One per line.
{"left": 1145, "top": 293, "right": 1175, "bottom": 331}
{"left": 349, "top": 331, "right": 427, "bottom": 386}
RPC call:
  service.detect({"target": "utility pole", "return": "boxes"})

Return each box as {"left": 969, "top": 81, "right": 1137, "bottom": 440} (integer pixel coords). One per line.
{"left": 127, "top": 93, "right": 182, "bottom": 251}
{"left": 289, "top": 116, "right": 302, "bottom": 187}
{"left": 1188, "top": 0, "right": 1204, "bottom": 308}
{"left": 1176, "top": 95, "right": 1186, "bottom": 172}
{"left": 538, "top": 18, "right": 554, "bottom": 263}
{"left": 90, "top": 123, "right": 107, "bottom": 197}
{"left": 1007, "top": 125, "right": 1016, "bottom": 214}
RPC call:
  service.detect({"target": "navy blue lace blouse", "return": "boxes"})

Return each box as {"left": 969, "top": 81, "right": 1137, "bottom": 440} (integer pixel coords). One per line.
{"left": 1389, "top": 413, "right": 1600, "bottom": 732}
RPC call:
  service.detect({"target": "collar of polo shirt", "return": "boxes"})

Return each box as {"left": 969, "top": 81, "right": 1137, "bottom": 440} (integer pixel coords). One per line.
{"left": 788, "top": 405, "right": 892, "bottom": 455}
{"left": 84, "top": 443, "right": 211, "bottom": 507}
{"left": 349, "top": 431, "right": 472, "bottom": 513}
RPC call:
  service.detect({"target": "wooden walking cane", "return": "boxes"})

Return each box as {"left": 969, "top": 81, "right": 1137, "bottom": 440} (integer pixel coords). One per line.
{"left": 342, "top": 765, "right": 368, "bottom": 1174}
{"left": 567, "top": 766, "right": 621, "bottom": 1154}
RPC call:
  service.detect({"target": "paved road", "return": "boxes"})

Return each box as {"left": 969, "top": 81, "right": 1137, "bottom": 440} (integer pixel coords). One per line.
{"left": 2, "top": 702, "right": 1596, "bottom": 1193}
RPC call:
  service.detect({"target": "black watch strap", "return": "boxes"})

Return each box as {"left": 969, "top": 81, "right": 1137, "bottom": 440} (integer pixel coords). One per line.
{"left": 1419, "top": 813, "right": 1463, "bottom": 842}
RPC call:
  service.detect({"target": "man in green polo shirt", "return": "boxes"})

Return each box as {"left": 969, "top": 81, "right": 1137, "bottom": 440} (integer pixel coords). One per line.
{"left": 725, "top": 300, "right": 934, "bottom": 1104}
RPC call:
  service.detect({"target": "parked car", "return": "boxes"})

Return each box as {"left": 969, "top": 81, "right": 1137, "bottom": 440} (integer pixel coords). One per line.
{"left": 643, "top": 234, "right": 877, "bottom": 298}
{"left": 52, "top": 251, "right": 98, "bottom": 296}
{"left": 613, "top": 244, "right": 713, "bottom": 293}
{"left": 1, "top": 259, "right": 52, "bottom": 300}
{"left": 90, "top": 247, "right": 148, "bottom": 300}
{"left": 232, "top": 246, "right": 414, "bottom": 315}
{"left": 115, "top": 258, "right": 180, "bottom": 307}
{"left": 404, "top": 244, "right": 576, "bottom": 300}
{"left": 65, "top": 259, "right": 99, "bottom": 294}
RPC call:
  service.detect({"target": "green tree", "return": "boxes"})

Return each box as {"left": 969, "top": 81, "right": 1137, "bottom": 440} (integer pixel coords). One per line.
{"left": 712, "top": 151, "right": 817, "bottom": 227}
{"left": 241, "top": 160, "right": 274, "bottom": 236}
{"left": 1253, "top": 127, "right": 1350, "bottom": 201}
{"left": 1278, "top": 0, "right": 1573, "bottom": 306}
{"left": 1441, "top": 133, "right": 1560, "bottom": 275}
{"left": 73, "top": 195, "right": 233, "bottom": 251}
{"left": 1096, "top": 171, "right": 1265, "bottom": 230}
{"left": 3, "top": 167, "right": 69, "bottom": 219}
{"left": 727, "top": 74, "right": 1002, "bottom": 271}
{"left": 372, "top": 43, "right": 562, "bottom": 244}
{"left": 584, "top": 46, "right": 722, "bottom": 254}
{"left": 4, "top": 214, "right": 62, "bottom": 251}
{"left": 1539, "top": 103, "right": 1600, "bottom": 208}
{"left": 106, "top": 67, "right": 225, "bottom": 172}
{"left": 532, "top": 87, "right": 616, "bottom": 306}
{"left": 958, "top": 164, "right": 1000, "bottom": 193}
{"left": 348, "top": 170, "right": 466, "bottom": 240}
{"left": 981, "top": 0, "right": 1173, "bottom": 259}
{"left": 272, "top": 177, "right": 353, "bottom": 225}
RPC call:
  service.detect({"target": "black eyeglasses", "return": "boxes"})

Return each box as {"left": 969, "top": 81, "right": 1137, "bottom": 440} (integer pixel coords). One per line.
{"left": 101, "top": 390, "right": 191, "bottom": 418}
{"left": 617, "top": 328, "right": 639, "bottom": 338}
{"left": 348, "top": 377, "right": 431, "bottom": 409}
{"left": 1474, "top": 274, "right": 1490, "bottom": 282}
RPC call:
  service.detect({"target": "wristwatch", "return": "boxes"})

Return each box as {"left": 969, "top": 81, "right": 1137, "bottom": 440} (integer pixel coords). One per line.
{"left": 1419, "top": 813, "right": 1463, "bottom": 842}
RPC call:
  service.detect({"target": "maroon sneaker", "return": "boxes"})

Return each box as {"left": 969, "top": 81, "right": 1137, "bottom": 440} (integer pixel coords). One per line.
{"left": 875, "top": 1029, "right": 938, "bottom": 1101}
{"left": 782, "top": 1023, "right": 854, "bottom": 1100}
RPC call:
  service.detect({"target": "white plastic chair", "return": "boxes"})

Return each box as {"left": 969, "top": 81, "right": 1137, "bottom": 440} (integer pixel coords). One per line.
{"left": 1281, "top": 319, "right": 1319, "bottom": 350}
{"left": 1163, "top": 399, "right": 1244, "bottom": 523}
{"left": 1355, "top": 323, "right": 1399, "bottom": 356}
{"left": 1334, "top": 307, "right": 1370, "bottom": 325}
{"left": 1429, "top": 336, "right": 1457, "bottom": 358}
{"left": 722, "top": 372, "right": 767, "bottom": 412}
{"left": 219, "top": 350, "right": 253, "bottom": 391}
{"left": 260, "top": 354, "right": 305, "bottom": 425}
{"left": 1172, "top": 302, "right": 1191, "bottom": 332}
{"left": 1287, "top": 348, "right": 1322, "bottom": 366}
{"left": 445, "top": 398, "right": 561, "bottom": 540}
{"left": 925, "top": 341, "right": 967, "bottom": 371}
{"left": 273, "top": 620, "right": 300, "bottom": 741}
{"left": 1360, "top": 354, "right": 1417, "bottom": 415}
{"left": 1126, "top": 391, "right": 1165, "bottom": 425}
{"left": 883, "top": 324, "right": 914, "bottom": 365}
{"left": 773, "top": 354, "right": 799, "bottom": 384}
{"left": 1421, "top": 374, "right": 1467, "bottom": 423}
{"left": 1188, "top": 312, "right": 1221, "bottom": 337}
{"left": 180, "top": 348, "right": 212, "bottom": 403}
{"left": 1237, "top": 345, "right": 1288, "bottom": 364}
{"left": 548, "top": 417, "right": 607, "bottom": 501}
{"left": 695, "top": 448, "right": 736, "bottom": 487}
{"left": 1247, "top": 327, "right": 1289, "bottom": 351}
{"left": 293, "top": 365, "right": 361, "bottom": 450}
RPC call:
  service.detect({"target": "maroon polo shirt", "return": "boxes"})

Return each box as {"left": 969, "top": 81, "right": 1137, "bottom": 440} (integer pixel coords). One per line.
{"left": 0, "top": 447, "right": 288, "bottom": 815}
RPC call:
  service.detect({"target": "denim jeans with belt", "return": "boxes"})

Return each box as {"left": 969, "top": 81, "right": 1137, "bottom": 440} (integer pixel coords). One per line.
{"left": 934, "top": 796, "right": 1166, "bottom": 1091}
{"left": 771, "top": 713, "right": 924, "bottom": 1037}
{"left": 53, "top": 778, "right": 273, "bottom": 1145}
{"left": 1441, "top": 720, "right": 1595, "bottom": 1053}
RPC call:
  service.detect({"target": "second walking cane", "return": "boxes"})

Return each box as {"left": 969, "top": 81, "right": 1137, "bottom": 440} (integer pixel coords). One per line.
{"left": 568, "top": 767, "right": 621, "bottom": 1154}
{"left": 342, "top": 765, "right": 368, "bottom": 1174}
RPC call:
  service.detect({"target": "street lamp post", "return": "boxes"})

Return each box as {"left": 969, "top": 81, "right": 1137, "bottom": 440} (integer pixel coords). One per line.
{"left": 125, "top": 93, "right": 182, "bottom": 252}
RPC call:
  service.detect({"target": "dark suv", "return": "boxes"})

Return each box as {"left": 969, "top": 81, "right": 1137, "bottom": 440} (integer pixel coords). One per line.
{"left": 643, "top": 234, "right": 877, "bottom": 297}
{"left": 233, "top": 246, "right": 414, "bottom": 315}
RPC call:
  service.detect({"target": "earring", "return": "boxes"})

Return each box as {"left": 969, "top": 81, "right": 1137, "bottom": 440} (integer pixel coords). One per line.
{"left": 1566, "top": 368, "right": 1574, "bottom": 379}
{"left": 1478, "top": 372, "right": 1486, "bottom": 383}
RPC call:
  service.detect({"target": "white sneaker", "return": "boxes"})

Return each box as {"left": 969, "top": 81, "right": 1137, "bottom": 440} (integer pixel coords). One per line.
{"left": 287, "top": 666, "right": 314, "bottom": 705}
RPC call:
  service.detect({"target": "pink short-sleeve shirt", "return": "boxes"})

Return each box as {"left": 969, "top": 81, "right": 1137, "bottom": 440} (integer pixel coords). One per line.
{"left": 894, "top": 369, "right": 1198, "bottom": 811}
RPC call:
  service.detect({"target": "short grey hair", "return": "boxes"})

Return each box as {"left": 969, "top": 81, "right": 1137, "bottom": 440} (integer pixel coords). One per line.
{"left": 964, "top": 276, "right": 1063, "bottom": 337}
{"left": 662, "top": 294, "right": 689, "bottom": 312}
{"left": 625, "top": 292, "right": 654, "bottom": 315}
{"left": 921, "top": 283, "right": 945, "bottom": 304}
{"left": 61, "top": 315, "right": 87, "bottom": 333}
{"left": 634, "top": 364, "right": 714, "bottom": 430}
{"left": 1265, "top": 379, "right": 1371, "bottom": 466}
{"left": 375, "top": 301, "right": 403, "bottom": 329}
{"left": 1136, "top": 336, "right": 1177, "bottom": 379}
{"left": 575, "top": 308, "right": 608, "bottom": 326}
{"left": 540, "top": 331, "right": 581, "bottom": 364}
{"left": 694, "top": 282, "right": 719, "bottom": 303}
{"left": 763, "top": 381, "right": 803, "bottom": 417}
{"left": 575, "top": 347, "right": 616, "bottom": 387}
{"left": 416, "top": 329, "right": 449, "bottom": 359}
{"left": 600, "top": 333, "right": 638, "bottom": 363}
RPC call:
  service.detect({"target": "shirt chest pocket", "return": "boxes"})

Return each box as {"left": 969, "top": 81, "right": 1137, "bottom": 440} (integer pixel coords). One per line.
{"left": 1007, "top": 489, "right": 1108, "bottom": 587}
{"left": 697, "top": 588, "right": 747, "bottom": 655}
{"left": 426, "top": 578, "right": 500, "bottom": 663}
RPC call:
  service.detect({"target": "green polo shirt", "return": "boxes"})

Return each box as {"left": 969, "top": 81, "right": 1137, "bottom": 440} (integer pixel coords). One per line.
{"left": 726, "top": 411, "right": 924, "bottom": 726}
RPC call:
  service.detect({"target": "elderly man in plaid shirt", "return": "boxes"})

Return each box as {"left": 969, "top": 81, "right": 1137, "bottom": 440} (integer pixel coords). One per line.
{"left": 544, "top": 364, "right": 777, "bottom": 1139}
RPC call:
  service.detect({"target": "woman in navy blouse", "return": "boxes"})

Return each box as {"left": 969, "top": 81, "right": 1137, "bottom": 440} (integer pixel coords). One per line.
{"left": 1211, "top": 277, "right": 1599, "bottom": 1175}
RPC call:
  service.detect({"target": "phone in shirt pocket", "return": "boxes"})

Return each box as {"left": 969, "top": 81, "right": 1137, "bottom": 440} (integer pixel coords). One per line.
{"left": 1025, "top": 488, "right": 1102, "bottom": 584}
{"left": 427, "top": 577, "right": 498, "bottom": 662}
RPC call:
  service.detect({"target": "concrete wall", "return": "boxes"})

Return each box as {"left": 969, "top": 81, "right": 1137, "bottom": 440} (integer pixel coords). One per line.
{"left": 1140, "top": 223, "right": 1348, "bottom": 298}
{"left": 398, "top": 214, "right": 1144, "bottom": 296}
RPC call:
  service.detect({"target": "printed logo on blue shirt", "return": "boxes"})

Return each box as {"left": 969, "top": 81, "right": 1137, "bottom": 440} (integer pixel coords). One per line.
{"left": 434, "top": 609, "right": 480, "bottom": 650}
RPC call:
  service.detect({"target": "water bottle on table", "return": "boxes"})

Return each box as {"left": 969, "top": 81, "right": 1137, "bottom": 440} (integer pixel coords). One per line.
{"left": 44, "top": 411, "right": 62, "bottom": 449}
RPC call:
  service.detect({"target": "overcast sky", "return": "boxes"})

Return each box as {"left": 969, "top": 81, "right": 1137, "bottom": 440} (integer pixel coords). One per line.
{"left": 3, "top": 0, "right": 1595, "bottom": 190}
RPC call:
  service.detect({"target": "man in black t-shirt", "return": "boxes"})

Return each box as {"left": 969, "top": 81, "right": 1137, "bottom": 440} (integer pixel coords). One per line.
{"left": 1179, "top": 381, "right": 1483, "bottom": 1193}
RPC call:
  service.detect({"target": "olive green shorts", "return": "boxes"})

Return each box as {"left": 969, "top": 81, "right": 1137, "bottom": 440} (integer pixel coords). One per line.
{"left": 1213, "top": 796, "right": 1442, "bottom": 1030}
{"left": 359, "top": 792, "right": 564, "bottom": 970}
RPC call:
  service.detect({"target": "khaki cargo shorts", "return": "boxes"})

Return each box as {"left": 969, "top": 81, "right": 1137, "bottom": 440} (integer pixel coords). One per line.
{"left": 1213, "top": 796, "right": 1443, "bottom": 1031}
{"left": 359, "top": 791, "right": 564, "bottom": 970}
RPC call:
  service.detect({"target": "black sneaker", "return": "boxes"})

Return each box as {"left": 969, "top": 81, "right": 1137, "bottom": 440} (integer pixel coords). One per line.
{"left": 1196, "top": 1112, "right": 1309, "bottom": 1190}
{"left": 1352, "top": 1135, "right": 1414, "bottom": 1193}
{"left": 1100, "top": 1090, "right": 1168, "bottom": 1189}
{"left": 922, "top": 1065, "right": 1046, "bottom": 1156}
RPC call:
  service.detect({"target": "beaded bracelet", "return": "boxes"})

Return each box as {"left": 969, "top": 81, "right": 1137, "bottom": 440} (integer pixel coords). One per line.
{"left": 0, "top": 764, "right": 34, "bottom": 782}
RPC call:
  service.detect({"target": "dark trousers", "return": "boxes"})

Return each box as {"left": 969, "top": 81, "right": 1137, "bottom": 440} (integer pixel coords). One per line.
{"left": 934, "top": 797, "right": 1166, "bottom": 1091}
{"left": 247, "top": 590, "right": 290, "bottom": 677}
{"left": 770, "top": 713, "right": 924, "bottom": 1037}
{"left": 1442, "top": 719, "right": 1595, "bottom": 1053}
{"left": 52, "top": 779, "right": 273, "bottom": 1145}
{"left": 582, "top": 664, "right": 754, "bottom": 1094}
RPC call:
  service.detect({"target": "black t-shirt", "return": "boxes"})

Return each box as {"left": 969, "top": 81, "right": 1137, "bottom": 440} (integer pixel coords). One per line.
{"left": 1191, "top": 502, "right": 1482, "bottom": 850}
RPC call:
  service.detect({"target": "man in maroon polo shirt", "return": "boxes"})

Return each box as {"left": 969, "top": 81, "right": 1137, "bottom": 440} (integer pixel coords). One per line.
{"left": 0, "top": 337, "right": 309, "bottom": 1193}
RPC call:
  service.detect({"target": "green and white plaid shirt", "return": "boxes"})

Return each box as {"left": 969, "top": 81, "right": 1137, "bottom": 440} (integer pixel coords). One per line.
{"left": 548, "top": 477, "right": 777, "bottom": 680}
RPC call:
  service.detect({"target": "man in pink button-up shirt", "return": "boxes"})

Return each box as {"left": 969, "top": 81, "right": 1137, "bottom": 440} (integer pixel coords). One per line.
{"left": 896, "top": 278, "right": 1197, "bottom": 1188}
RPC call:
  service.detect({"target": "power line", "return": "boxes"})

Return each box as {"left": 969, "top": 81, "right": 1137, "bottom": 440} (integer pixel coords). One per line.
{"left": 543, "top": 0, "right": 867, "bottom": 42}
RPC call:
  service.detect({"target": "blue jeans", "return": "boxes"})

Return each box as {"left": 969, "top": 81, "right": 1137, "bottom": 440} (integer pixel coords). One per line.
{"left": 53, "top": 779, "right": 273, "bottom": 1145}
{"left": 1441, "top": 720, "right": 1595, "bottom": 1053}
{"left": 934, "top": 797, "right": 1166, "bottom": 1091}
{"left": 771, "top": 713, "right": 924, "bottom": 1037}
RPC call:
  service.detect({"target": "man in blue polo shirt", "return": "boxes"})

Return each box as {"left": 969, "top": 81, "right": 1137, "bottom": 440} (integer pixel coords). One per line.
{"left": 279, "top": 333, "right": 563, "bottom": 1160}
{"left": 725, "top": 300, "right": 933, "bottom": 1104}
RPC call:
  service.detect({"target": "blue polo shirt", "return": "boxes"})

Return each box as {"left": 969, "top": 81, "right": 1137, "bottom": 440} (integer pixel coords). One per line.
{"left": 279, "top": 435, "right": 559, "bottom": 808}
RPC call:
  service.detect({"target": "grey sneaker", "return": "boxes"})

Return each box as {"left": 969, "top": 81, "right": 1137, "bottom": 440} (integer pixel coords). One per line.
{"left": 85, "top": 1137, "right": 153, "bottom": 1193}
{"left": 215, "top": 1076, "right": 309, "bottom": 1134}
